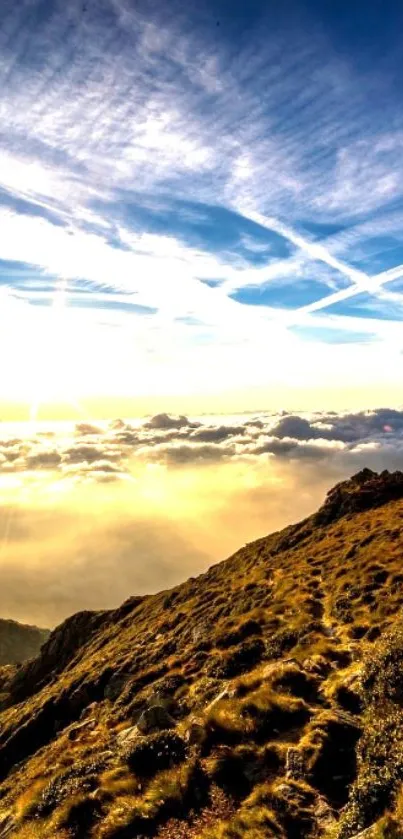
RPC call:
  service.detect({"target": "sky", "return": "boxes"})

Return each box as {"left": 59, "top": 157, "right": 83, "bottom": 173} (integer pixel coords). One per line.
{"left": 0, "top": 0, "right": 403, "bottom": 419}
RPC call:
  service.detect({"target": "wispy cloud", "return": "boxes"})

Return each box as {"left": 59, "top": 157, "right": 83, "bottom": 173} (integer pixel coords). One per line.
{"left": 1, "top": 0, "right": 403, "bottom": 405}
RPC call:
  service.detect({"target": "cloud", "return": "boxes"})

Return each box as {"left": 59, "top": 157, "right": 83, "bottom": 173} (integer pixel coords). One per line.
{"left": 62, "top": 444, "right": 118, "bottom": 464}
{"left": 75, "top": 422, "right": 103, "bottom": 436}
{"left": 143, "top": 442, "right": 236, "bottom": 465}
{"left": 270, "top": 415, "right": 318, "bottom": 440}
{"left": 0, "top": 0, "right": 403, "bottom": 406}
{"left": 26, "top": 449, "right": 62, "bottom": 469}
{"left": 270, "top": 408, "right": 403, "bottom": 445}
{"left": 189, "top": 424, "right": 244, "bottom": 443}
{"left": 0, "top": 504, "right": 213, "bottom": 626}
{"left": 144, "top": 413, "right": 197, "bottom": 430}
{"left": 2, "top": 407, "right": 403, "bottom": 477}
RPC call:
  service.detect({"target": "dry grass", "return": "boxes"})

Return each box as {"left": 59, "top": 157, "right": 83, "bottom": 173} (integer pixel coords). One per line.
{"left": 15, "top": 779, "right": 48, "bottom": 822}
{"left": 1, "top": 472, "right": 403, "bottom": 837}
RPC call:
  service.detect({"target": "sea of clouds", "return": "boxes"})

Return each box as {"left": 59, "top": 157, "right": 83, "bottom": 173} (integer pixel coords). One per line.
{"left": 2, "top": 406, "right": 403, "bottom": 476}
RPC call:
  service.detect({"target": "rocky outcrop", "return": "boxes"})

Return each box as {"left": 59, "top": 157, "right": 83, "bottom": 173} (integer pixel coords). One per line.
{"left": 315, "top": 468, "right": 403, "bottom": 525}
{"left": 7, "top": 609, "right": 110, "bottom": 704}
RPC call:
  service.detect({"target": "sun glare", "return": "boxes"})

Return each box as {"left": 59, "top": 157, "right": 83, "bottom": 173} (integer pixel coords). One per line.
{"left": 26, "top": 278, "right": 86, "bottom": 423}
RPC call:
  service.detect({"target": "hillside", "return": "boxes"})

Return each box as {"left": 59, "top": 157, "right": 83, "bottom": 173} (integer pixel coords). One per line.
{"left": 1, "top": 468, "right": 403, "bottom": 838}
{"left": 0, "top": 619, "right": 49, "bottom": 667}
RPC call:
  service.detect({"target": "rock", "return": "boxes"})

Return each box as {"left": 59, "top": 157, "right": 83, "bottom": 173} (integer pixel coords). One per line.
{"left": 80, "top": 701, "right": 99, "bottom": 720}
{"left": 315, "top": 469, "right": 403, "bottom": 526}
{"left": 136, "top": 704, "right": 176, "bottom": 734}
{"left": 104, "top": 673, "right": 131, "bottom": 702}
{"left": 9, "top": 609, "right": 111, "bottom": 705}
{"left": 69, "top": 683, "right": 92, "bottom": 714}
{"left": 285, "top": 747, "right": 305, "bottom": 780}
{"left": 148, "top": 690, "right": 175, "bottom": 713}
{"left": 186, "top": 720, "right": 205, "bottom": 746}
{"left": 67, "top": 718, "right": 96, "bottom": 741}
{"left": 114, "top": 596, "right": 143, "bottom": 620}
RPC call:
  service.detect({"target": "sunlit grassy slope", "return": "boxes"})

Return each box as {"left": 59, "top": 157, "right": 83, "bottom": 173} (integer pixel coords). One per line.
{"left": 1, "top": 468, "right": 403, "bottom": 838}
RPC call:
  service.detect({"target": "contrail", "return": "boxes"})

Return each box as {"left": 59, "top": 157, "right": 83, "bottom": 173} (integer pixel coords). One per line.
{"left": 239, "top": 208, "right": 403, "bottom": 322}
{"left": 239, "top": 208, "right": 373, "bottom": 290}
{"left": 297, "top": 262, "right": 403, "bottom": 318}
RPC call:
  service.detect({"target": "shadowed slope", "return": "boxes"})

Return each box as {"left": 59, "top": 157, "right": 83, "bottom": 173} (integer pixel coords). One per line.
{"left": 0, "top": 619, "right": 49, "bottom": 667}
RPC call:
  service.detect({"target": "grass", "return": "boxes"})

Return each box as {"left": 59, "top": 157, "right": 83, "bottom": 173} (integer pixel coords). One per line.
{"left": 99, "top": 766, "right": 140, "bottom": 798}
{"left": 203, "top": 681, "right": 311, "bottom": 753}
{"left": 1, "top": 471, "right": 403, "bottom": 837}
{"left": 97, "top": 759, "right": 204, "bottom": 838}
{"left": 15, "top": 779, "right": 48, "bottom": 822}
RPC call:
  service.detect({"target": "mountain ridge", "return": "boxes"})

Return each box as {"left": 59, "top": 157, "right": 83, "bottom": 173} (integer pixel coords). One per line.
{"left": 1, "top": 469, "right": 403, "bottom": 838}
{"left": 0, "top": 618, "right": 49, "bottom": 667}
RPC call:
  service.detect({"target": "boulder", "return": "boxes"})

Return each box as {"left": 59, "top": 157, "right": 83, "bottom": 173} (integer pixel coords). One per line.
{"left": 104, "top": 673, "right": 131, "bottom": 702}
{"left": 136, "top": 704, "right": 176, "bottom": 735}
{"left": 69, "top": 683, "right": 92, "bottom": 714}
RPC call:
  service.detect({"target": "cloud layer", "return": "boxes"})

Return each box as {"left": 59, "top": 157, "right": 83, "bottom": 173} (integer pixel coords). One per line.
{"left": 2, "top": 408, "right": 403, "bottom": 477}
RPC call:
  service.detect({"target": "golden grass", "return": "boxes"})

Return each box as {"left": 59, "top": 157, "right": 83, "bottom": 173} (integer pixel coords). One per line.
{"left": 15, "top": 779, "right": 48, "bottom": 822}
{"left": 99, "top": 766, "right": 139, "bottom": 798}
{"left": 1, "top": 480, "right": 403, "bottom": 837}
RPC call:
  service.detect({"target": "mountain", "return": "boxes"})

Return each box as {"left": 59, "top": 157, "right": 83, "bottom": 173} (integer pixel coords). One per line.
{"left": 0, "top": 619, "right": 49, "bottom": 667}
{"left": 1, "top": 468, "right": 403, "bottom": 838}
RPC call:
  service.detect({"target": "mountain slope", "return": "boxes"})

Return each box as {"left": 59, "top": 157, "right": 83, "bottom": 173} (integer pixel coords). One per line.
{"left": 1, "top": 469, "right": 403, "bottom": 838}
{"left": 0, "top": 618, "right": 49, "bottom": 666}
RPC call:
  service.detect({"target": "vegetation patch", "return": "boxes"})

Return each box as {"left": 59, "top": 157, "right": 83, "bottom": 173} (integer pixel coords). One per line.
{"left": 122, "top": 730, "right": 188, "bottom": 777}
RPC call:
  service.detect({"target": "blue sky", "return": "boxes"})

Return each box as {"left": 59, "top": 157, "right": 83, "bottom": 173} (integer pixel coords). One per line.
{"left": 1, "top": 0, "right": 403, "bottom": 413}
